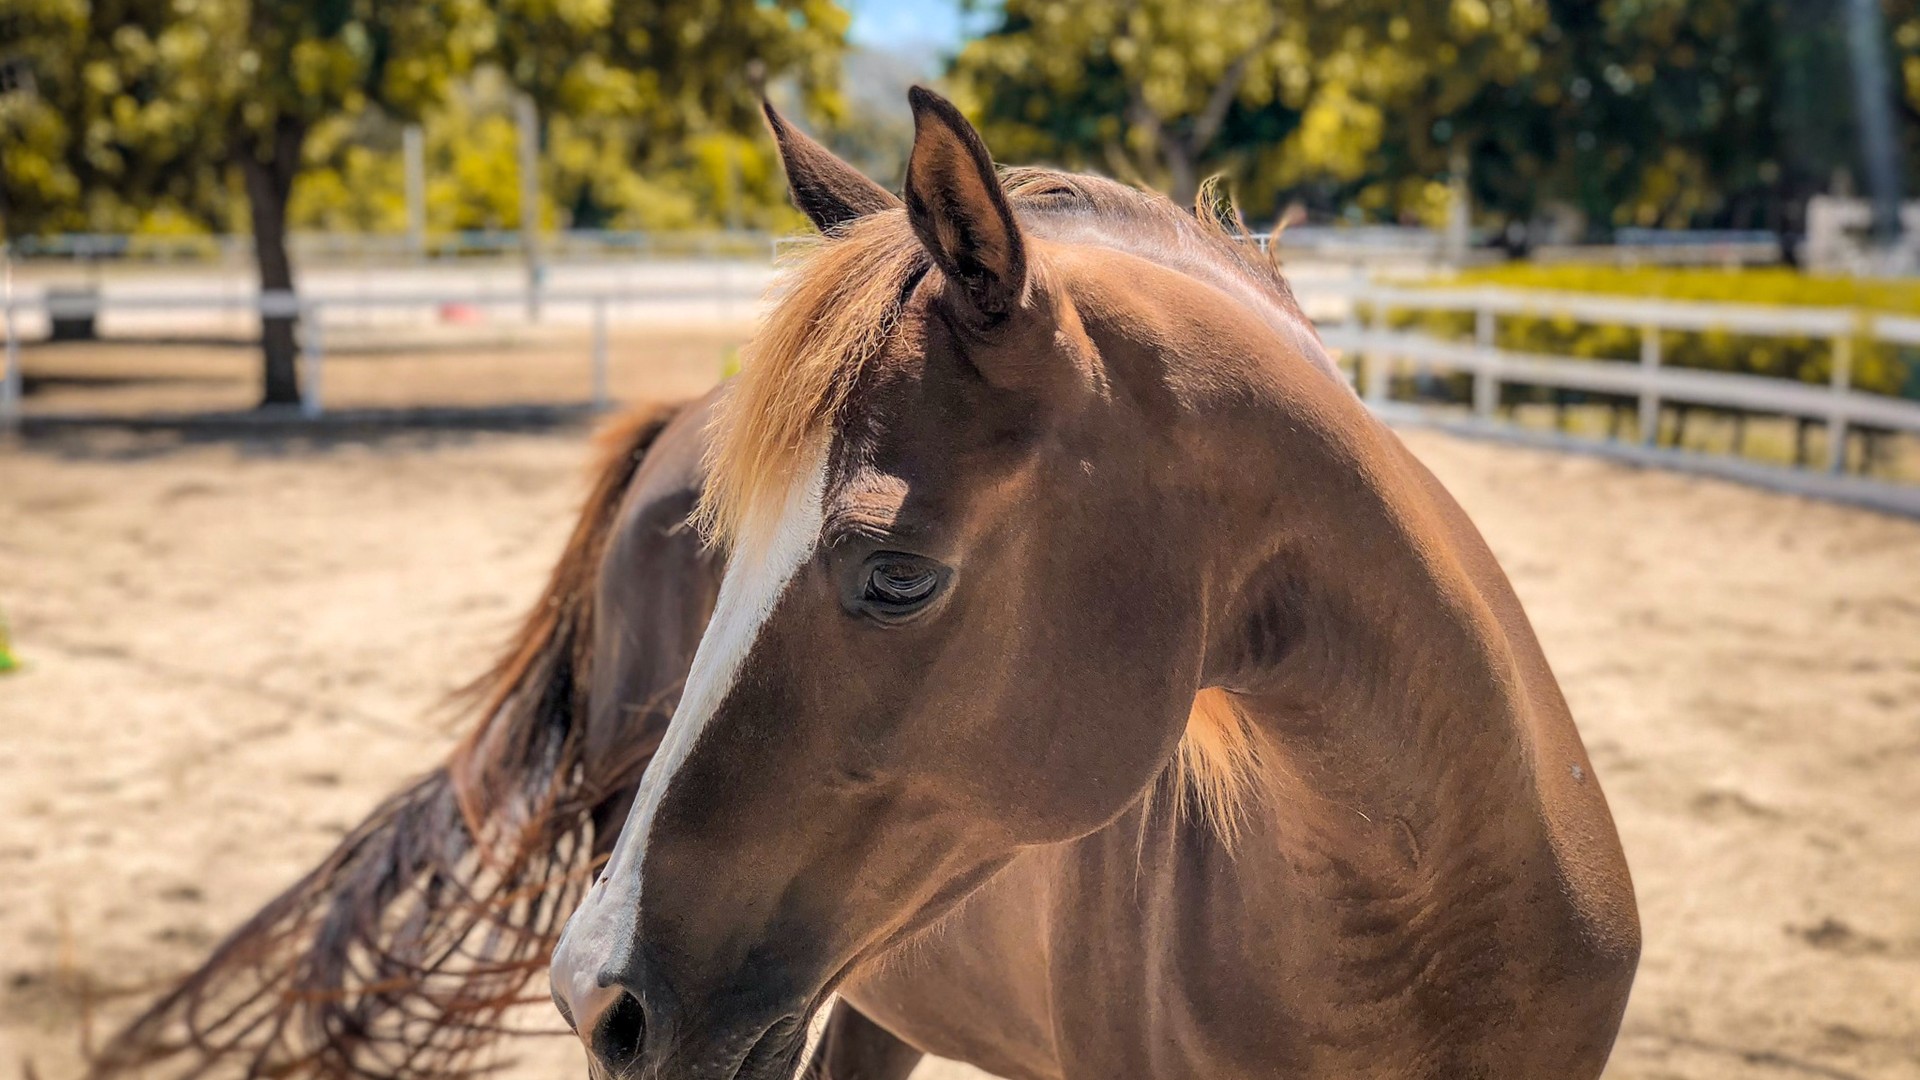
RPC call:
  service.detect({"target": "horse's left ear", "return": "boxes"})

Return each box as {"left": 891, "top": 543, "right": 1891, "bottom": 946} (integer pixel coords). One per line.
{"left": 904, "top": 86, "right": 1027, "bottom": 321}
{"left": 763, "top": 101, "right": 902, "bottom": 233}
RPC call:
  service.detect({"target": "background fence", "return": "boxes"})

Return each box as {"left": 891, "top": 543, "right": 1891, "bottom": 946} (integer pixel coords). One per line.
{"left": 5, "top": 255, "right": 1919, "bottom": 516}
{"left": 1315, "top": 284, "right": 1920, "bottom": 516}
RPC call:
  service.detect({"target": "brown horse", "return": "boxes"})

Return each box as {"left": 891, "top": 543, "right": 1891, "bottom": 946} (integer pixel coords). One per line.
{"left": 97, "top": 89, "right": 1636, "bottom": 1080}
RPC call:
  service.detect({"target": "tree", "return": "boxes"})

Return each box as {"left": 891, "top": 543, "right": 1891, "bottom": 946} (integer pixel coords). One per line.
{"left": 6, "top": 0, "right": 848, "bottom": 406}
{"left": 1, "top": 0, "right": 236, "bottom": 240}
{"left": 5, "top": 0, "right": 488, "bottom": 403}
{"left": 489, "top": 0, "right": 849, "bottom": 232}
{"left": 951, "top": 0, "right": 1545, "bottom": 211}
{"left": 951, "top": 0, "right": 1307, "bottom": 206}
{"left": 951, "top": 0, "right": 1920, "bottom": 246}
{"left": 1896, "top": 0, "right": 1920, "bottom": 179}
{"left": 221, "top": 0, "right": 489, "bottom": 404}
{"left": 1, "top": 0, "right": 88, "bottom": 239}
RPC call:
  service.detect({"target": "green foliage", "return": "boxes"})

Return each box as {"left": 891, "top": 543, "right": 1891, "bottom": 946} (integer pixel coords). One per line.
{"left": 1380, "top": 266, "right": 1920, "bottom": 398}
{"left": 286, "top": 65, "right": 814, "bottom": 236}
{"left": 0, "top": 0, "right": 88, "bottom": 233}
{"left": 2, "top": 0, "right": 848, "bottom": 240}
{"left": 494, "top": 0, "right": 846, "bottom": 126}
{"left": 0, "top": 0, "right": 494, "bottom": 237}
{"left": 230, "top": 0, "right": 492, "bottom": 133}
{"left": 952, "top": 0, "right": 1920, "bottom": 236}
{"left": 1406, "top": 0, "right": 1801, "bottom": 233}
{"left": 950, "top": 0, "right": 1543, "bottom": 209}
{"left": 1889, "top": 0, "right": 1920, "bottom": 183}
{"left": 491, "top": 0, "right": 847, "bottom": 231}
{"left": 0, "top": 607, "right": 17, "bottom": 674}
{"left": 1, "top": 0, "right": 242, "bottom": 234}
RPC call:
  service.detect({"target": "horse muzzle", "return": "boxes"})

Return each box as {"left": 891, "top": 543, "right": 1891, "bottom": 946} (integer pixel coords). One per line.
{"left": 550, "top": 908, "right": 822, "bottom": 1080}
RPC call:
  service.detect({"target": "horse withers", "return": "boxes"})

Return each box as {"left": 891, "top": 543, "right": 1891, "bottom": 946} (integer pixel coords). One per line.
{"left": 545, "top": 88, "right": 1639, "bottom": 1080}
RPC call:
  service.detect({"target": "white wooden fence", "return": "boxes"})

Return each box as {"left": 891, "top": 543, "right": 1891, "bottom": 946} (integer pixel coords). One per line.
{"left": 5, "top": 277, "right": 1919, "bottom": 515}
{"left": 1322, "top": 287, "right": 1920, "bottom": 449}
{"left": 1314, "top": 284, "right": 1920, "bottom": 515}
{"left": 1, "top": 276, "right": 763, "bottom": 422}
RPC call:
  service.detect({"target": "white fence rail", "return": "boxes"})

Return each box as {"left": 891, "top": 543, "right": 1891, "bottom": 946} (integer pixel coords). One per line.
{"left": 4, "top": 278, "right": 1919, "bottom": 514}
{"left": 10, "top": 229, "right": 782, "bottom": 264}
{"left": 4, "top": 285, "right": 759, "bottom": 421}
{"left": 1320, "top": 286, "right": 1920, "bottom": 475}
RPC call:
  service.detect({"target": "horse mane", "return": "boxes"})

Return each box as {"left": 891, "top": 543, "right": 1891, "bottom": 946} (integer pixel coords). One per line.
{"left": 1176, "top": 688, "right": 1266, "bottom": 845}
{"left": 696, "top": 177, "right": 1278, "bottom": 843}
{"left": 92, "top": 404, "right": 684, "bottom": 1080}
{"left": 696, "top": 168, "right": 1307, "bottom": 550}
{"left": 693, "top": 210, "right": 929, "bottom": 548}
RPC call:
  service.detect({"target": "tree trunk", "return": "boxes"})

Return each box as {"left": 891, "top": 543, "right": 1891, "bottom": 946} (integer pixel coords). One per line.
{"left": 1846, "top": 0, "right": 1905, "bottom": 250}
{"left": 1164, "top": 142, "right": 1198, "bottom": 209}
{"left": 238, "top": 118, "right": 307, "bottom": 408}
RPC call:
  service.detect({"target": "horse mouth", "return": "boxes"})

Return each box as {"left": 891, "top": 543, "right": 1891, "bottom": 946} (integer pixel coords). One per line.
{"left": 731, "top": 1011, "right": 815, "bottom": 1080}
{"left": 575, "top": 1010, "right": 814, "bottom": 1080}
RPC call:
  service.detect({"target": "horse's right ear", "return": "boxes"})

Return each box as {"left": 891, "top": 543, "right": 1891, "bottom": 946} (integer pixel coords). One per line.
{"left": 762, "top": 101, "right": 901, "bottom": 233}
{"left": 903, "top": 86, "right": 1027, "bottom": 322}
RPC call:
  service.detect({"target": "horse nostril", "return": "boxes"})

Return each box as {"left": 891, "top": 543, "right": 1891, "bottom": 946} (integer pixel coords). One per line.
{"left": 590, "top": 989, "right": 646, "bottom": 1072}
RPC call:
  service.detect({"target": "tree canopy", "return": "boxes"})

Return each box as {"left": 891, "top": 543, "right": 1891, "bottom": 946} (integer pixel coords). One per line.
{"left": 951, "top": 0, "right": 1920, "bottom": 243}
{"left": 7, "top": 0, "right": 1918, "bottom": 253}
{"left": 0, "top": 0, "right": 850, "bottom": 405}
{"left": 0, "top": 0, "right": 848, "bottom": 242}
{"left": 950, "top": 0, "right": 1547, "bottom": 214}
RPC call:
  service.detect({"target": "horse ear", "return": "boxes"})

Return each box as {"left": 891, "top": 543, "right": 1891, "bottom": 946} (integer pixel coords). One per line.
{"left": 762, "top": 101, "right": 901, "bottom": 233}
{"left": 904, "top": 85, "right": 1027, "bottom": 321}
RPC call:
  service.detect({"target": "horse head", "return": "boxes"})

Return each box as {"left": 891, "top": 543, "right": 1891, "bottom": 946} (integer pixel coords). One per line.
{"left": 551, "top": 86, "right": 1370, "bottom": 1079}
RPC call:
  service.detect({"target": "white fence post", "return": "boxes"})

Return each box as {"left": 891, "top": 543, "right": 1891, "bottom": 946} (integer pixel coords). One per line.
{"left": 1472, "top": 301, "right": 1497, "bottom": 418}
{"left": 1339, "top": 273, "right": 1363, "bottom": 388}
{"left": 301, "top": 300, "right": 325, "bottom": 419}
{"left": 2, "top": 252, "right": 19, "bottom": 439}
{"left": 1828, "top": 329, "right": 1854, "bottom": 473}
{"left": 1364, "top": 294, "right": 1389, "bottom": 404}
{"left": 516, "top": 93, "right": 544, "bottom": 322}
{"left": 403, "top": 124, "right": 427, "bottom": 262}
{"left": 591, "top": 297, "right": 610, "bottom": 409}
{"left": 1638, "top": 324, "right": 1662, "bottom": 446}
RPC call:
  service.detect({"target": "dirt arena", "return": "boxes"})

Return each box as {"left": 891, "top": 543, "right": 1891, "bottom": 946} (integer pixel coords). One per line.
{"left": 3, "top": 333, "right": 1919, "bottom": 1080}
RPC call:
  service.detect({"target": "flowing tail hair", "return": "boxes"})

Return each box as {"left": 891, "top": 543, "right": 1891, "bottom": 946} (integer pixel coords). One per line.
{"left": 90, "top": 404, "right": 687, "bottom": 1080}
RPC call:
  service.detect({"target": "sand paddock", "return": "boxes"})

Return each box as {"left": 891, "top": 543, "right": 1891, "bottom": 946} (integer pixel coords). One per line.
{"left": 2, "top": 336, "right": 1918, "bottom": 1080}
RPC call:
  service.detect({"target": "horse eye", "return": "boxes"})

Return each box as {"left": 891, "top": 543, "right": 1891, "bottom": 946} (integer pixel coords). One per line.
{"left": 863, "top": 557, "right": 940, "bottom": 612}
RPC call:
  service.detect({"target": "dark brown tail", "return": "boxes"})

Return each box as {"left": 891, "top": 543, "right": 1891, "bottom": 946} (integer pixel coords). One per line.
{"left": 92, "top": 404, "right": 687, "bottom": 1080}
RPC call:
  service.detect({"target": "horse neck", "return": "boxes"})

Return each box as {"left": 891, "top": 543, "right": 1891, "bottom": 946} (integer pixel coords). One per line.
{"left": 1196, "top": 401, "right": 1551, "bottom": 870}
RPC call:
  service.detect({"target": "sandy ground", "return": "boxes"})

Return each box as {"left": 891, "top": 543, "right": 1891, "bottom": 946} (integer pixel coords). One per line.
{"left": 3, "top": 335, "right": 1919, "bottom": 1080}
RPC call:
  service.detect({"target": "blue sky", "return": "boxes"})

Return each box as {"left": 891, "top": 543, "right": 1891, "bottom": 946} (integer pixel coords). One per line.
{"left": 843, "top": 0, "right": 999, "bottom": 51}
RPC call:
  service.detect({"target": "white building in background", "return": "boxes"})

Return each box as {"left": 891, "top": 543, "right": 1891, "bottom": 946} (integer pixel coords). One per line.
{"left": 1805, "top": 196, "right": 1920, "bottom": 274}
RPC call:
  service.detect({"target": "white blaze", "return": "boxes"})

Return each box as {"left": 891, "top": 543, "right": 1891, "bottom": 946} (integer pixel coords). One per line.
{"left": 604, "top": 444, "right": 829, "bottom": 892}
